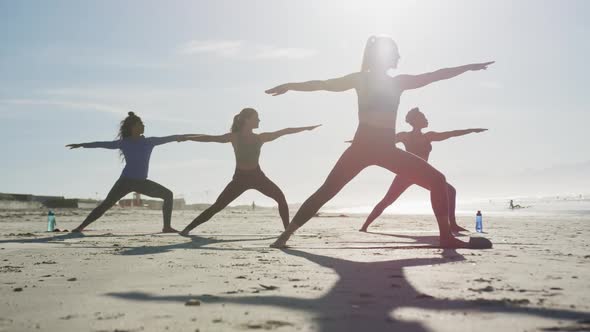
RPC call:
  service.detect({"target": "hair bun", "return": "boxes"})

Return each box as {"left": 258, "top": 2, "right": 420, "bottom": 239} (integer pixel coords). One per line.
{"left": 128, "top": 111, "right": 135, "bottom": 116}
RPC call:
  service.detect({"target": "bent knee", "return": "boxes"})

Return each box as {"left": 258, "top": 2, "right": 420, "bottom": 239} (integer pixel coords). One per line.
{"left": 274, "top": 192, "right": 287, "bottom": 204}
{"left": 447, "top": 184, "right": 456, "bottom": 195}
{"left": 432, "top": 172, "right": 446, "bottom": 186}
{"left": 159, "top": 189, "right": 173, "bottom": 201}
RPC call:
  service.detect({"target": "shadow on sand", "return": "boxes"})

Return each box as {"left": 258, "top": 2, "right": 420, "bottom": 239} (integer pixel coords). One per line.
{"left": 106, "top": 248, "right": 590, "bottom": 331}
{"left": 0, "top": 232, "right": 276, "bottom": 254}
{"left": 118, "top": 235, "right": 277, "bottom": 255}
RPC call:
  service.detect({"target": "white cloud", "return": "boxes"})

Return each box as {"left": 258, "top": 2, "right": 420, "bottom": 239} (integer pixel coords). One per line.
{"left": 0, "top": 99, "right": 126, "bottom": 115}
{"left": 253, "top": 47, "right": 318, "bottom": 59}
{"left": 178, "top": 40, "right": 317, "bottom": 60}
{"left": 179, "top": 40, "right": 245, "bottom": 57}
{"left": 0, "top": 98, "right": 195, "bottom": 124}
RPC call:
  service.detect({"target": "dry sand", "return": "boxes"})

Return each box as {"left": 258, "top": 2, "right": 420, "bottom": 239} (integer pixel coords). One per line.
{"left": 1, "top": 207, "right": 589, "bottom": 332}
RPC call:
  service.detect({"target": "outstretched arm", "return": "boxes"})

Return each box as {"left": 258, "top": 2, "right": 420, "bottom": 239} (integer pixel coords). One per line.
{"left": 397, "top": 61, "right": 494, "bottom": 91}
{"left": 259, "top": 125, "right": 321, "bottom": 143}
{"left": 265, "top": 73, "right": 360, "bottom": 96}
{"left": 185, "top": 133, "right": 232, "bottom": 143}
{"left": 148, "top": 135, "right": 193, "bottom": 146}
{"left": 427, "top": 128, "right": 487, "bottom": 142}
{"left": 66, "top": 140, "right": 120, "bottom": 149}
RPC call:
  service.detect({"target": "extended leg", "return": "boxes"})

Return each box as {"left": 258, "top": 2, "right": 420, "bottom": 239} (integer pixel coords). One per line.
{"left": 180, "top": 181, "right": 247, "bottom": 236}
{"left": 271, "top": 147, "right": 368, "bottom": 248}
{"left": 360, "top": 176, "right": 413, "bottom": 232}
{"left": 72, "top": 180, "right": 130, "bottom": 232}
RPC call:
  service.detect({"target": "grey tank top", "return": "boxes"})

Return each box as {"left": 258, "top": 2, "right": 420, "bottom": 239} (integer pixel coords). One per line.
{"left": 356, "top": 73, "right": 401, "bottom": 114}
{"left": 233, "top": 136, "right": 262, "bottom": 165}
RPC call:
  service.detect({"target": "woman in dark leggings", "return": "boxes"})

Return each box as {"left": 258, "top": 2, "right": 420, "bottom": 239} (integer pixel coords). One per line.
{"left": 179, "top": 108, "right": 320, "bottom": 236}
{"left": 359, "top": 107, "right": 487, "bottom": 232}
{"left": 265, "top": 35, "right": 493, "bottom": 248}
{"left": 67, "top": 112, "right": 189, "bottom": 233}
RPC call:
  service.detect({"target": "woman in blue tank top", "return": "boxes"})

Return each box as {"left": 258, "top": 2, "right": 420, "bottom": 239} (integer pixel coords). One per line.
{"left": 265, "top": 35, "right": 494, "bottom": 248}
{"left": 179, "top": 108, "right": 320, "bottom": 236}
{"left": 66, "top": 112, "right": 190, "bottom": 233}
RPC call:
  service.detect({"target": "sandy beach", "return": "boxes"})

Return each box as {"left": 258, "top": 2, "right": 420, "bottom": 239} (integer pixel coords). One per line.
{"left": 1, "top": 207, "right": 589, "bottom": 332}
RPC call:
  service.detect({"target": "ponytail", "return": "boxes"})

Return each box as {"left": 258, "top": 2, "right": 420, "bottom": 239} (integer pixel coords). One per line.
{"left": 360, "top": 35, "right": 398, "bottom": 73}
{"left": 231, "top": 108, "right": 257, "bottom": 133}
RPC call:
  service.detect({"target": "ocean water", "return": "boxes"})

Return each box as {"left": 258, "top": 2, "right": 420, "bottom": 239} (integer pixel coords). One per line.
{"left": 323, "top": 195, "right": 590, "bottom": 217}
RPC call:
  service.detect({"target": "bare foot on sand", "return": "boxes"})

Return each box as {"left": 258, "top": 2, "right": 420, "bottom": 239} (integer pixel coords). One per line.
{"left": 270, "top": 236, "right": 290, "bottom": 248}
{"left": 451, "top": 224, "right": 468, "bottom": 233}
{"left": 359, "top": 227, "right": 368, "bottom": 232}
{"left": 162, "top": 227, "right": 179, "bottom": 233}
{"left": 179, "top": 229, "right": 190, "bottom": 237}
{"left": 269, "top": 241, "right": 289, "bottom": 248}
{"left": 71, "top": 228, "right": 84, "bottom": 233}
{"left": 270, "top": 230, "right": 294, "bottom": 248}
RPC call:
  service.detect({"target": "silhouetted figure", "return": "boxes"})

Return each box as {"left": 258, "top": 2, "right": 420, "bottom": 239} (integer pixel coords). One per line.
{"left": 265, "top": 35, "right": 493, "bottom": 248}
{"left": 509, "top": 199, "right": 523, "bottom": 209}
{"left": 179, "top": 108, "right": 320, "bottom": 236}
{"left": 359, "top": 107, "right": 487, "bottom": 232}
{"left": 67, "top": 112, "right": 190, "bottom": 233}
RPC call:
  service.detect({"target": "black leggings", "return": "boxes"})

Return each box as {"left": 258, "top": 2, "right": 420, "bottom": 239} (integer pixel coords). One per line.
{"left": 183, "top": 167, "right": 289, "bottom": 232}
{"left": 77, "top": 178, "right": 173, "bottom": 230}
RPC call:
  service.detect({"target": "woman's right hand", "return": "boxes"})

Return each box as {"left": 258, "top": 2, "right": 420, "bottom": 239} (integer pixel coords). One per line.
{"left": 469, "top": 61, "right": 495, "bottom": 71}
{"left": 305, "top": 124, "right": 322, "bottom": 131}
{"left": 66, "top": 144, "right": 82, "bottom": 149}
{"left": 265, "top": 84, "right": 290, "bottom": 96}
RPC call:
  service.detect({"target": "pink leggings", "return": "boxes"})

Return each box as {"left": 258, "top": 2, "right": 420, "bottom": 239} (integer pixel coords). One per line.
{"left": 289, "top": 125, "right": 453, "bottom": 237}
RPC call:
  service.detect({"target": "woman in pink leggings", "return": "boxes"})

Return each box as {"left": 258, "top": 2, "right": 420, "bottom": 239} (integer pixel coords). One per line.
{"left": 265, "top": 35, "right": 493, "bottom": 248}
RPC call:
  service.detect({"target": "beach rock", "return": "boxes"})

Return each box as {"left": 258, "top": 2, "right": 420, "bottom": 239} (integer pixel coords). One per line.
{"left": 259, "top": 284, "right": 278, "bottom": 291}
{"left": 469, "top": 286, "right": 495, "bottom": 292}
{"left": 242, "top": 320, "right": 294, "bottom": 330}
{"left": 34, "top": 261, "right": 56, "bottom": 265}
{"left": 185, "top": 299, "right": 201, "bottom": 306}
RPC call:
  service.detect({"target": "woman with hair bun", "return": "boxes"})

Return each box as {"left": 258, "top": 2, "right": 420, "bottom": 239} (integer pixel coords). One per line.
{"left": 265, "top": 35, "right": 494, "bottom": 248}
{"left": 359, "top": 107, "right": 487, "bottom": 232}
{"left": 179, "top": 108, "right": 320, "bottom": 236}
{"left": 66, "top": 112, "right": 190, "bottom": 233}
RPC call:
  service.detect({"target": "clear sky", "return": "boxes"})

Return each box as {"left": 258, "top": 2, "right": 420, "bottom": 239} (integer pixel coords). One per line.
{"left": 1, "top": 0, "right": 589, "bottom": 207}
